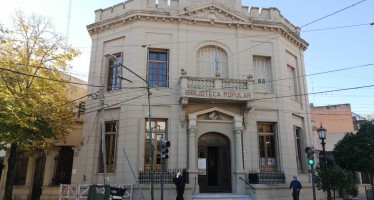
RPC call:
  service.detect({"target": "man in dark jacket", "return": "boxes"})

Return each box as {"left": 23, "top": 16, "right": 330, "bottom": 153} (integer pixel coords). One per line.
{"left": 173, "top": 172, "right": 185, "bottom": 200}
{"left": 289, "top": 176, "right": 302, "bottom": 200}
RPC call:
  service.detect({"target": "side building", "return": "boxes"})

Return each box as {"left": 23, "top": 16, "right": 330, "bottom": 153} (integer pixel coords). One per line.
{"left": 0, "top": 75, "right": 87, "bottom": 200}
{"left": 311, "top": 103, "right": 373, "bottom": 199}
{"left": 74, "top": 0, "right": 315, "bottom": 199}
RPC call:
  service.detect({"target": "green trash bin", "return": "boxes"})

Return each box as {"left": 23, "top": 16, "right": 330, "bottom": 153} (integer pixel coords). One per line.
{"left": 87, "top": 185, "right": 111, "bottom": 200}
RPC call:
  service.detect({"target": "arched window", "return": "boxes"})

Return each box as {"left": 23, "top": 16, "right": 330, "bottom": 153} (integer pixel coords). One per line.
{"left": 196, "top": 46, "right": 228, "bottom": 78}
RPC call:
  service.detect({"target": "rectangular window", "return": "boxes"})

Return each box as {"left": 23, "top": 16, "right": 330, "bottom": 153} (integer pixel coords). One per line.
{"left": 145, "top": 119, "right": 168, "bottom": 170}
{"left": 107, "top": 53, "right": 122, "bottom": 91}
{"left": 148, "top": 50, "right": 168, "bottom": 87}
{"left": 14, "top": 151, "right": 29, "bottom": 185}
{"left": 258, "top": 123, "right": 277, "bottom": 171}
{"left": 254, "top": 56, "right": 272, "bottom": 92}
{"left": 98, "top": 121, "right": 118, "bottom": 173}
{"left": 294, "top": 126, "right": 304, "bottom": 173}
{"left": 288, "top": 65, "right": 299, "bottom": 100}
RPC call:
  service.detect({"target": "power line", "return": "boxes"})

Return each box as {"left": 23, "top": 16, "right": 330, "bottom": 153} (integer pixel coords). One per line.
{"left": 300, "top": 0, "right": 368, "bottom": 28}
{"left": 72, "top": 82, "right": 374, "bottom": 122}
{"left": 0, "top": 67, "right": 103, "bottom": 88}
{"left": 301, "top": 23, "right": 372, "bottom": 32}
{"left": 52, "top": 91, "right": 100, "bottom": 108}
{"left": 75, "top": 82, "right": 374, "bottom": 121}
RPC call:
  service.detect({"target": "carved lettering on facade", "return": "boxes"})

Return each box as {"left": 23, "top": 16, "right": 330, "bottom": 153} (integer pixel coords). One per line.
{"left": 185, "top": 89, "right": 251, "bottom": 99}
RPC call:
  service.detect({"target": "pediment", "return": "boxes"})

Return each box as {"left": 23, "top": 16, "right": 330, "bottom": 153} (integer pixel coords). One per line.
{"left": 188, "top": 107, "right": 242, "bottom": 121}
{"left": 177, "top": 2, "right": 249, "bottom": 23}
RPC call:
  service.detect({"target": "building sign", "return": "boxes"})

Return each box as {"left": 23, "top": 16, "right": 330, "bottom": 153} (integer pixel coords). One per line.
{"left": 198, "top": 158, "right": 207, "bottom": 175}
{"left": 198, "top": 158, "right": 206, "bottom": 169}
{"left": 184, "top": 89, "right": 251, "bottom": 100}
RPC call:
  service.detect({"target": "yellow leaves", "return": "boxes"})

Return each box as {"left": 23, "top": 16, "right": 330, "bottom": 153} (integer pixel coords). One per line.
{"left": 0, "top": 11, "right": 79, "bottom": 150}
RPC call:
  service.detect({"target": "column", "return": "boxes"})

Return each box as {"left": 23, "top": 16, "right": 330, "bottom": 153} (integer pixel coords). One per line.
{"left": 187, "top": 127, "right": 197, "bottom": 172}
{"left": 234, "top": 128, "right": 244, "bottom": 172}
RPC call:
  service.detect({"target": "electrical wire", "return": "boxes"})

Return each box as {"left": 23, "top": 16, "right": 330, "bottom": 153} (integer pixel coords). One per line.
{"left": 300, "top": 0, "right": 368, "bottom": 28}
{"left": 0, "top": 67, "right": 103, "bottom": 88}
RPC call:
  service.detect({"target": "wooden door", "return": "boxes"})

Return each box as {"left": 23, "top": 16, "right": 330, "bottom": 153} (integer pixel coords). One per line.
{"left": 198, "top": 133, "right": 231, "bottom": 193}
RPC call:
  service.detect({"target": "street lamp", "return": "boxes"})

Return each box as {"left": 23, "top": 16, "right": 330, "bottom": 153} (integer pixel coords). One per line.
{"left": 104, "top": 54, "right": 155, "bottom": 200}
{"left": 317, "top": 124, "right": 332, "bottom": 200}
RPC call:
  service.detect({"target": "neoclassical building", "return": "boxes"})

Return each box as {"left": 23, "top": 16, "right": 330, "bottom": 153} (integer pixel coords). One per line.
{"left": 74, "top": 0, "right": 316, "bottom": 199}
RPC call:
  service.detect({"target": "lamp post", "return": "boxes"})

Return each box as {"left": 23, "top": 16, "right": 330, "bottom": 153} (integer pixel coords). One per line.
{"left": 104, "top": 54, "right": 154, "bottom": 200}
{"left": 317, "top": 124, "right": 332, "bottom": 200}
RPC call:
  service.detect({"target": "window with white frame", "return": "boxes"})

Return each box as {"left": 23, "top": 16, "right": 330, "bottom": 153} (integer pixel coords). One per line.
{"left": 254, "top": 56, "right": 272, "bottom": 92}
{"left": 107, "top": 53, "right": 122, "bottom": 91}
{"left": 258, "top": 123, "right": 277, "bottom": 171}
{"left": 148, "top": 50, "right": 168, "bottom": 87}
{"left": 197, "top": 46, "right": 228, "bottom": 78}
{"left": 98, "top": 121, "right": 118, "bottom": 173}
{"left": 288, "top": 65, "right": 299, "bottom": 100}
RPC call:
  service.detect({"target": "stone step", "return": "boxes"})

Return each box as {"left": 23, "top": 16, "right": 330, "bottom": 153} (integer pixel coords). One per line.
{"left": 192, "top": 193, "right": 252, "bottom": 200}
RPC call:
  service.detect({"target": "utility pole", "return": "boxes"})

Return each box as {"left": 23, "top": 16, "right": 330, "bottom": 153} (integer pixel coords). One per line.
{"left": 99, "top": 88, "right": 108, "bottom": 185}
{"left": 104, "top": 54, "right": 154, "bottom": 199}
{"left": 147, "top": 85, "right": 154, "bottom": 200}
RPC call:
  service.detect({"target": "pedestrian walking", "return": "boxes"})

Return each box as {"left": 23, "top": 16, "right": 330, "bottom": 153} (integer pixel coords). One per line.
{"left": 173, "top": 172, "right": 185, "bottom": 200}
{"left": 289, "top": 176, "right": 302, "bottom": 200}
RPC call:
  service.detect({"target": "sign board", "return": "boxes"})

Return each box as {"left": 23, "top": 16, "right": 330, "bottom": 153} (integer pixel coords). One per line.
{"left": 198, "top": 158, "right": 206, "bottom": 169}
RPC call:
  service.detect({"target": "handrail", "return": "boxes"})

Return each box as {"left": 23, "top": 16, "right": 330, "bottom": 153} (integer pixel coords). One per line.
{"left": 239, "top": 176, "right": 255, "bottom": 191}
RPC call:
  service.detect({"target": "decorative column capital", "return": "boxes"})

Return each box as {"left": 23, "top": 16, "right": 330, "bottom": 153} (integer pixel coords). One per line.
{"left": 188, "top": 127, "right": 196, "bottom": 135}
{"left": 233, "top": 128, "right": 243, "bottom": 135}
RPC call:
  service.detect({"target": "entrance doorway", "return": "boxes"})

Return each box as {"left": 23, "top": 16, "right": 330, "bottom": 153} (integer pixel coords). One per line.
{"left": 198, "top": 133, "right": 231, "bottom": 193}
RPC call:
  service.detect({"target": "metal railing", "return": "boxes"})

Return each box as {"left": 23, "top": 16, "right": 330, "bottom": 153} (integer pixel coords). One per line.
{"left": 248, "top": 171, "right": 286, "bottom": 184}
{"left": 138, "top": 168, "right": 188, "bottom": 184}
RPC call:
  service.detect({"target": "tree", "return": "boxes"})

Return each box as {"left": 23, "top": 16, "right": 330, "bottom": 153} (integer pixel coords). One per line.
{"left": 0, "top": 11, "right": 80, "bottom": 200}
{"left": 334, "top": 122, "right": 374, "bottom": 175}
{"left": 315, "top": 163, "right": 358, "bottom": 199}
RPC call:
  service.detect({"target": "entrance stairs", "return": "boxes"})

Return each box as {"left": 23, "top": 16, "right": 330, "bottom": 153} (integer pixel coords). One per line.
{"left": 192, "top": 193, "right": 253, "bottom": 200}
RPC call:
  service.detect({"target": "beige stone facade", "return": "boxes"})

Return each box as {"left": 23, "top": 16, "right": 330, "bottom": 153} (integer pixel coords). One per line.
{"left": 73, "top": 0, "right": 317, "bottom": 199}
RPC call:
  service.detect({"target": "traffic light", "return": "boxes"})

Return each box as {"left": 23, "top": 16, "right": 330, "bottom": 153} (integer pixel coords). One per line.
{"left": 77, "top": 101, "right": 85, "bottom": 118}
{"left": 158, "top": 140, "right": 170, "bottom": 159}
{"left": 305, "top": 147, "right": 314, "bottom": 165}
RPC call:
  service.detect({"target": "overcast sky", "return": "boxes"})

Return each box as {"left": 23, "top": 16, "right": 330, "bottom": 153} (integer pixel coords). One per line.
{"left": 0, "top": 0, "right": 373, "bottom": 116}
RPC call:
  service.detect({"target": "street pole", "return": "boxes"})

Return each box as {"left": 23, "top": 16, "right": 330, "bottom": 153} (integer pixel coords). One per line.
{"left": 311, "top": 164, "right": 316, "bottom": 200}
{"left": 104, "top": 54, "right": 154, "bottom": 200}
{"left": 158, "top": 126, "right": 164, "bottom": 200}
{"left": 147, "top": 86, "right": 154, "bottom": 200}
{"left": 321, "top": 139, "right": 332, "bottom": 200}
{"left": 100, "top": 88, "right": 108, "bottom": 185}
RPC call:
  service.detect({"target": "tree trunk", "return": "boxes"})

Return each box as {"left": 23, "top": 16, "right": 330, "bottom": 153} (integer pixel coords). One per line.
{"left": 3, "top": 143, "right": 17, "bottom": 200}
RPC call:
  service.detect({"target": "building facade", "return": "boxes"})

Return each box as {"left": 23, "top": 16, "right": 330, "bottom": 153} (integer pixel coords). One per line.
{"left": 74, "top": 0, "right": 315, "bottom": 199}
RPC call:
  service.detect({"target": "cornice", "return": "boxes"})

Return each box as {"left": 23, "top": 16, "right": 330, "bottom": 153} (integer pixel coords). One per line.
{"left": 87, "top": 9, "right": 308, "bottom": 50}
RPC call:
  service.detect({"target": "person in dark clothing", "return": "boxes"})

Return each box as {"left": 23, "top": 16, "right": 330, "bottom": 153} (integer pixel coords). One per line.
{"left": 173, "top": 172, "right": 185, "bottom": 200}
{"left": 289, "top": 176, "right": 302, "bottom": 200}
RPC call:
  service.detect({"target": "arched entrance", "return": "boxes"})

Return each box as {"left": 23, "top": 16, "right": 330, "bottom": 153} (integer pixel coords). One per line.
{"left": 198, "top": 132, "right": 231, "bottom": 193}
